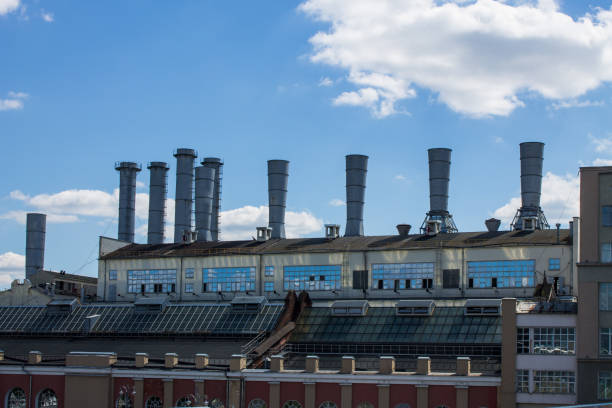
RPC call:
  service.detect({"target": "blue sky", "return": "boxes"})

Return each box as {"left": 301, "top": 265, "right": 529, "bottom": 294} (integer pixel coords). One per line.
{"left": 1, "top": 0, "right": 612, "bottom": 285}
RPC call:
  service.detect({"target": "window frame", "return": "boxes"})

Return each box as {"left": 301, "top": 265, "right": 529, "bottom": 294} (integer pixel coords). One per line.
{"left": 109, "top": 270, "right": 117, "bottom": 281}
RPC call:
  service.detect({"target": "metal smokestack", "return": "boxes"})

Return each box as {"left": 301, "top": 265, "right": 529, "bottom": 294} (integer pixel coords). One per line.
{"left": 345, "top": 155, "right": 368, "bottom": 237}
{"left": 173, "top": 149, "right": 197, "bottom": 243}
{"left": 147, "top": 162, "right": 169, "bottom": 245}
{"left": 202, "top": 158, "right": 223, "bottom": 241}
{"left": 267, "top": 160, "right": 289, "bottom": 239}
{"left": 512, "top": 142, "right": 549, "bottom": 230}
{"left": 195, "top": 166, "right": 216, "bottom": 242}
{"left": 115, "top": 161, "right": 141, "bottom": 242}
{"left": 421, "top": 148, "right": 458, "bottom": 233}
{"left": 25, "top": 213, "right": 46, "bottom": 280}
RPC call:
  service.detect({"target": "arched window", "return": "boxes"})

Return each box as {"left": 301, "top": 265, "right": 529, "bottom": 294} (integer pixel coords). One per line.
{"left": 37, "top": 389, "right": 57, "bottom": 408}
{"left": 356, "top": 403, "right": 373, "bottom": 408}
{"left": 116, "top": 392, "right": 133, "bottom": 408}
{"left": 7, "top": 388, "right": 26, "bottom": 408}
{"left": 211, "top": 398, "right": 225, "bottom": 408}
{"left": 176, "top": 397, "right": 193, "bottom": 407}
{"left": 145, "top": 396, "right": 162, "bottom": 408}
{"left": 248, "top": 399, "right": 267, "bottom": 408}
{"left": 319, "top": 401, "right": 337, "bottom": 408}
{"left": 282, "top": 401, "right": 302, "bottom": 408}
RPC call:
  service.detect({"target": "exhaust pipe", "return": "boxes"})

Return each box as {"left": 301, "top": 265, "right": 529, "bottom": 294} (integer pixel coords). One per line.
{"left": 173, "top": 149, "right": 197, "bottom": 243}
{"left": 195, "top": 166, "right": 216, "bottom": 242}
{"left": 115, "top": 161, "right": 141, "bottom": 242}
{"left": 201, "top": 158, "right": 223, "bottom": 241}
{"left": 147, "top": 162, "right": 169, "bottom": 244}
{"left": 512, "top": 142, "right": 549, "bottom": 230}
{"left": 421, "top": 148, "right": 457, "bottom": 233}
{"left": 345, "top": 154, "right": 368, "bottom": 237}
{"left": 25, "top": 213, "right": 46, "bottom": 280}
{"left": 268, "top": 160, "right": 289, "bottom": 239}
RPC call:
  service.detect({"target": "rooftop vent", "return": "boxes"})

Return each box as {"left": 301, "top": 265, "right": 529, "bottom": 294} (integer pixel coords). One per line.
{"left": 464, "top": 299, "right": 501, "bottom": 316}
{"left": 256, "top": 227, "right": 272, "bottom": 242}
{"left": 395, "top": 300, "right": 435, "bottom": 316}
{"left": 325, "top": 224, "right": 340, "bottom": 239}
{"left": 485, "top": 218, "right": 501, "bottom": 232}
{"left": 396, "top": 224, "right": 411, "bottom": 237}
{"left": 231, "top": 296, "right": 268, "bottom": 313}
{"left": 134, "top": 296, "right": 169, "bottom": 314}
{"left": 424, "top": 220, "right": 441, "bottom": 236}
{"left": 181, "top": 230, "right": 198, "bottom": 243}
{"left": 331, "top": 300, "right": 369, "bottom": 316}
{"left": 46, "top": 298, "right": 79, "bottom": 315}
{"left": 82, "top": 314, "right": 101, "bottom": 333}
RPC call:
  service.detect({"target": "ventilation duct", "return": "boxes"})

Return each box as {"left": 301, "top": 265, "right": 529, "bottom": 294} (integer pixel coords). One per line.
{"left": 147, "top": 162, "right": 169, "bottom": 245}
{"left": 25, "top": 213, "right": 46, "bottom": 279}
{"left": 267, "top": 160, "right": 289, "bottom": 239}
{"left": 201, "top": 158, "right": 223, "bottom": 241}
{"left": 421, "top": 148, "right": 457, "bottom": 234}
{"left": 511, "top": 142, "right": 549, "bottom": 230}
{"left": 115, "top": 161, "right": 141, "bottom": 242}
{"left": 173, "top": 149, "right": 197, "bottom": 243}
{"left": 195, "top": 166, "right": 216, "bottom": 242}
{"left": 344, "top": 155, "right": 368, "bottom": 237}
{"left": 485, "top": 218, "right": 501, "bottom": 232}
{"left": 396, "top": 224, "right": 411, "bottom": 237}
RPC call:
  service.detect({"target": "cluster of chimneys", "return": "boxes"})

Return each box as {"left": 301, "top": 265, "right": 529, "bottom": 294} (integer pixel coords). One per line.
{"left": 115, "top": 150, "right": 223, "bottom": 244}
{"left": 113, "top": 142, "right": 548, "bottom": 244}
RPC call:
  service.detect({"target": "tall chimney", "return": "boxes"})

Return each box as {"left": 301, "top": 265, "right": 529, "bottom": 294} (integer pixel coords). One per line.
{"left": 173, "top": 149, "right": 197, "bottom": 243}
{"left": 147, "top": 162, "right": 169, "bottom": 245}
{"left": 195, "top": 166, "right": 216, "bottom": 242}
{"left": 421, "top": 148, "right": 458, "bottom": 233}
{"left": 512, "top": 142, "right": 549, "bottom": 230}
{"left": 268, "top": 160, "right": 289, "bottom": 239}
{"left": 25, "top": 213, "right": 46, "bottom": 280}
{"left": 201, "top": 158, "right": 223, "bottom": 241}
{"left": 115, "top": 161, "right": 141, "bottom": 242}
{"left": 345, "top": 155, "right": 368, "bottom": 237}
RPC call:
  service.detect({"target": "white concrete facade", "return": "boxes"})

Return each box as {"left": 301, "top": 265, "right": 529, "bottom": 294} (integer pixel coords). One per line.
{"left": 98, "top": 237, "right": 574, "bottom": 302}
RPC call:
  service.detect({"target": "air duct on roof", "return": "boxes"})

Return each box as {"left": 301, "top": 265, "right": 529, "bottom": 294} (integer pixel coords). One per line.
{"left": 25, "top": 213, "right": 46, "bottom": 279}
{"left": 201, "top": 158, "right": 223, "bottom": 241}
{"left": 396, "top": 224, "right": 411, "bottom": 237}
{"left": 173, "top": 149, "right": 197, "bottom": 243}
{"left": 485, "top": 218, "right": 501, "bottom": 232}
{"left": 268, "top": 160, "right": 289, "bottom": 239}
{"left": 421, "top": 148, "right": 457, "bottom": 234}
{"left": 147, "top": 162, "right": 169, "bottom": 245}
{"left": 345, "top": 154, "right": 368, "bottom": 237}
{"left": 511, "top": 142, "right": 549, "bottom": 231}
{"left": 195, "top": 166, "right": 216, "bottom": 242}
{"left": 115, "top": 161, "right": 141, "bottom": 242}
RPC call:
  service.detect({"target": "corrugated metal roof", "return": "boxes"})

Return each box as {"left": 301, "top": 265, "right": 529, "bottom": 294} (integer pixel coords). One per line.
{"left": 0, "top": 302, "right": 283, "bottom": 336}
{"left": 101, "top": 229, "right": 570, "bottom": 260}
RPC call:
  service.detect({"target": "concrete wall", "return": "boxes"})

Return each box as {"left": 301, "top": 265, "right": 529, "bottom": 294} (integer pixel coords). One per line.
{"left": 0, "top": 280, "right": 51, "bottom": 306}
{"left": 98, "top": 244, "right": 573, "bottom": 301}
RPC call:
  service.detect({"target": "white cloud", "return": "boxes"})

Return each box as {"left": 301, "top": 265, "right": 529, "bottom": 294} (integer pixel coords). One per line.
{"left": 41, "top": 10, "right": 53, "bottom": 22}
{"left": 394, "top": 174, "right": 407, "bottom": 181}
{"left": 319, "top": 77, "right": 333, "bottom": 87}
{"left": 329, "top": 198, "right": 345, "bottom": 207}
{"left": 590, "top": 134, "right": 612, "bottom": 154}
{"left": 494, "top": 136, "right": 504, "bottom": 144}
{"left": 0, "top": 0, "right": 20, "bottom": 15}
{"left": 0, "top": 252, "right": 24, "bottom": 289}
{"left": 550, "top": 99, "right": 605, "bottom": 110}
{"left": 0, "top": 91, "right": 28, "bottom": 111}
{"left": 219, "top": 205, "right": 323, "bottom": 241}
{"left": 300, "top": 0, "right": 612, "bottom": 118}
{"left": 593, "top": 158, "right": 612, "bottom": 166}
{"left": 493, "top": 171, "right": 579, "bottom": 228}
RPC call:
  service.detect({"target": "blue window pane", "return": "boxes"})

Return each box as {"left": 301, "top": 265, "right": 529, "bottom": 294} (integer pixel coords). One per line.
{"left": 600, "top": 283, "right": 612, "bottom": 311}
{"left": 127, "top": 269, "right": 177, "bottom": 293}
{"left": 202, "top": 267, "right": 256, "bottom": 292}
{"left": 264, "top": 282, "right": 274, "bottom": 292}
{"left": 265, "top": 266, "right": 275, "bottom": 277}
{"left": 371, "top": 263, "right": 434, "bottom": 290}
{"left": 185, "top": 283, "right": 194, "bottom": 293}
{"left": 467, "top": 260, "right": 535, "bottom": 288}
{"left": 109, "top": 270, "right": 117, "bottom": 281}
{"left": 283, "top": 265, "right": 342, "bottom": 291}
{"left": 604, "top": 206, "right": 612, "bottom": 227}
{"left": 548, "top": 258, "right": 560, "bottom": 271}
{"left": 185, "top": 268, "right": 195, "bottom": 279}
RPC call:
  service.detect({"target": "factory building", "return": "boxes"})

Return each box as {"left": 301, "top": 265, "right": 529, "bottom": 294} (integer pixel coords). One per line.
{"left": 0, "top": 142, "right": 589, "bottom": 408}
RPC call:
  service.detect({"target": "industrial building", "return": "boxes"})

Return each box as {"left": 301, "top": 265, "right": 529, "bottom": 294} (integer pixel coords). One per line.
{"left": 0, "top": 142, "right": 589, "bottom": 408}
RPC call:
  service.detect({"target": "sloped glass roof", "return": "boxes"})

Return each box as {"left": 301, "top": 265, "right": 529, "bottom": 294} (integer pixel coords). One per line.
{"left": 0, "top": 303, "right": 283, "bottom": 336}
{"left": 290, "top": 306, "right": 501, "bottom": 344}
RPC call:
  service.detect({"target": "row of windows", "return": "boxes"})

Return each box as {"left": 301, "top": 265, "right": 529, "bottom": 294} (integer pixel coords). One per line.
{"left": 516, "top": 327, "right": 576, "bottom": 355}
{"left": 516, "top": 370, "right": 575, "bottom": 394}
{"left": 5, "top": 388, "right": 56, "bottom": 408}
{"left": 118, "top": 259, "right": 556, "bottom": 293}
{"left": 117, "top": 395, "right": 225, "bottom": 408}
{"left": 127, "top": 269, "right": 177, "bottom": 293}
{"left": 467, "top": 260, "right": 535, "bottom": 288}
